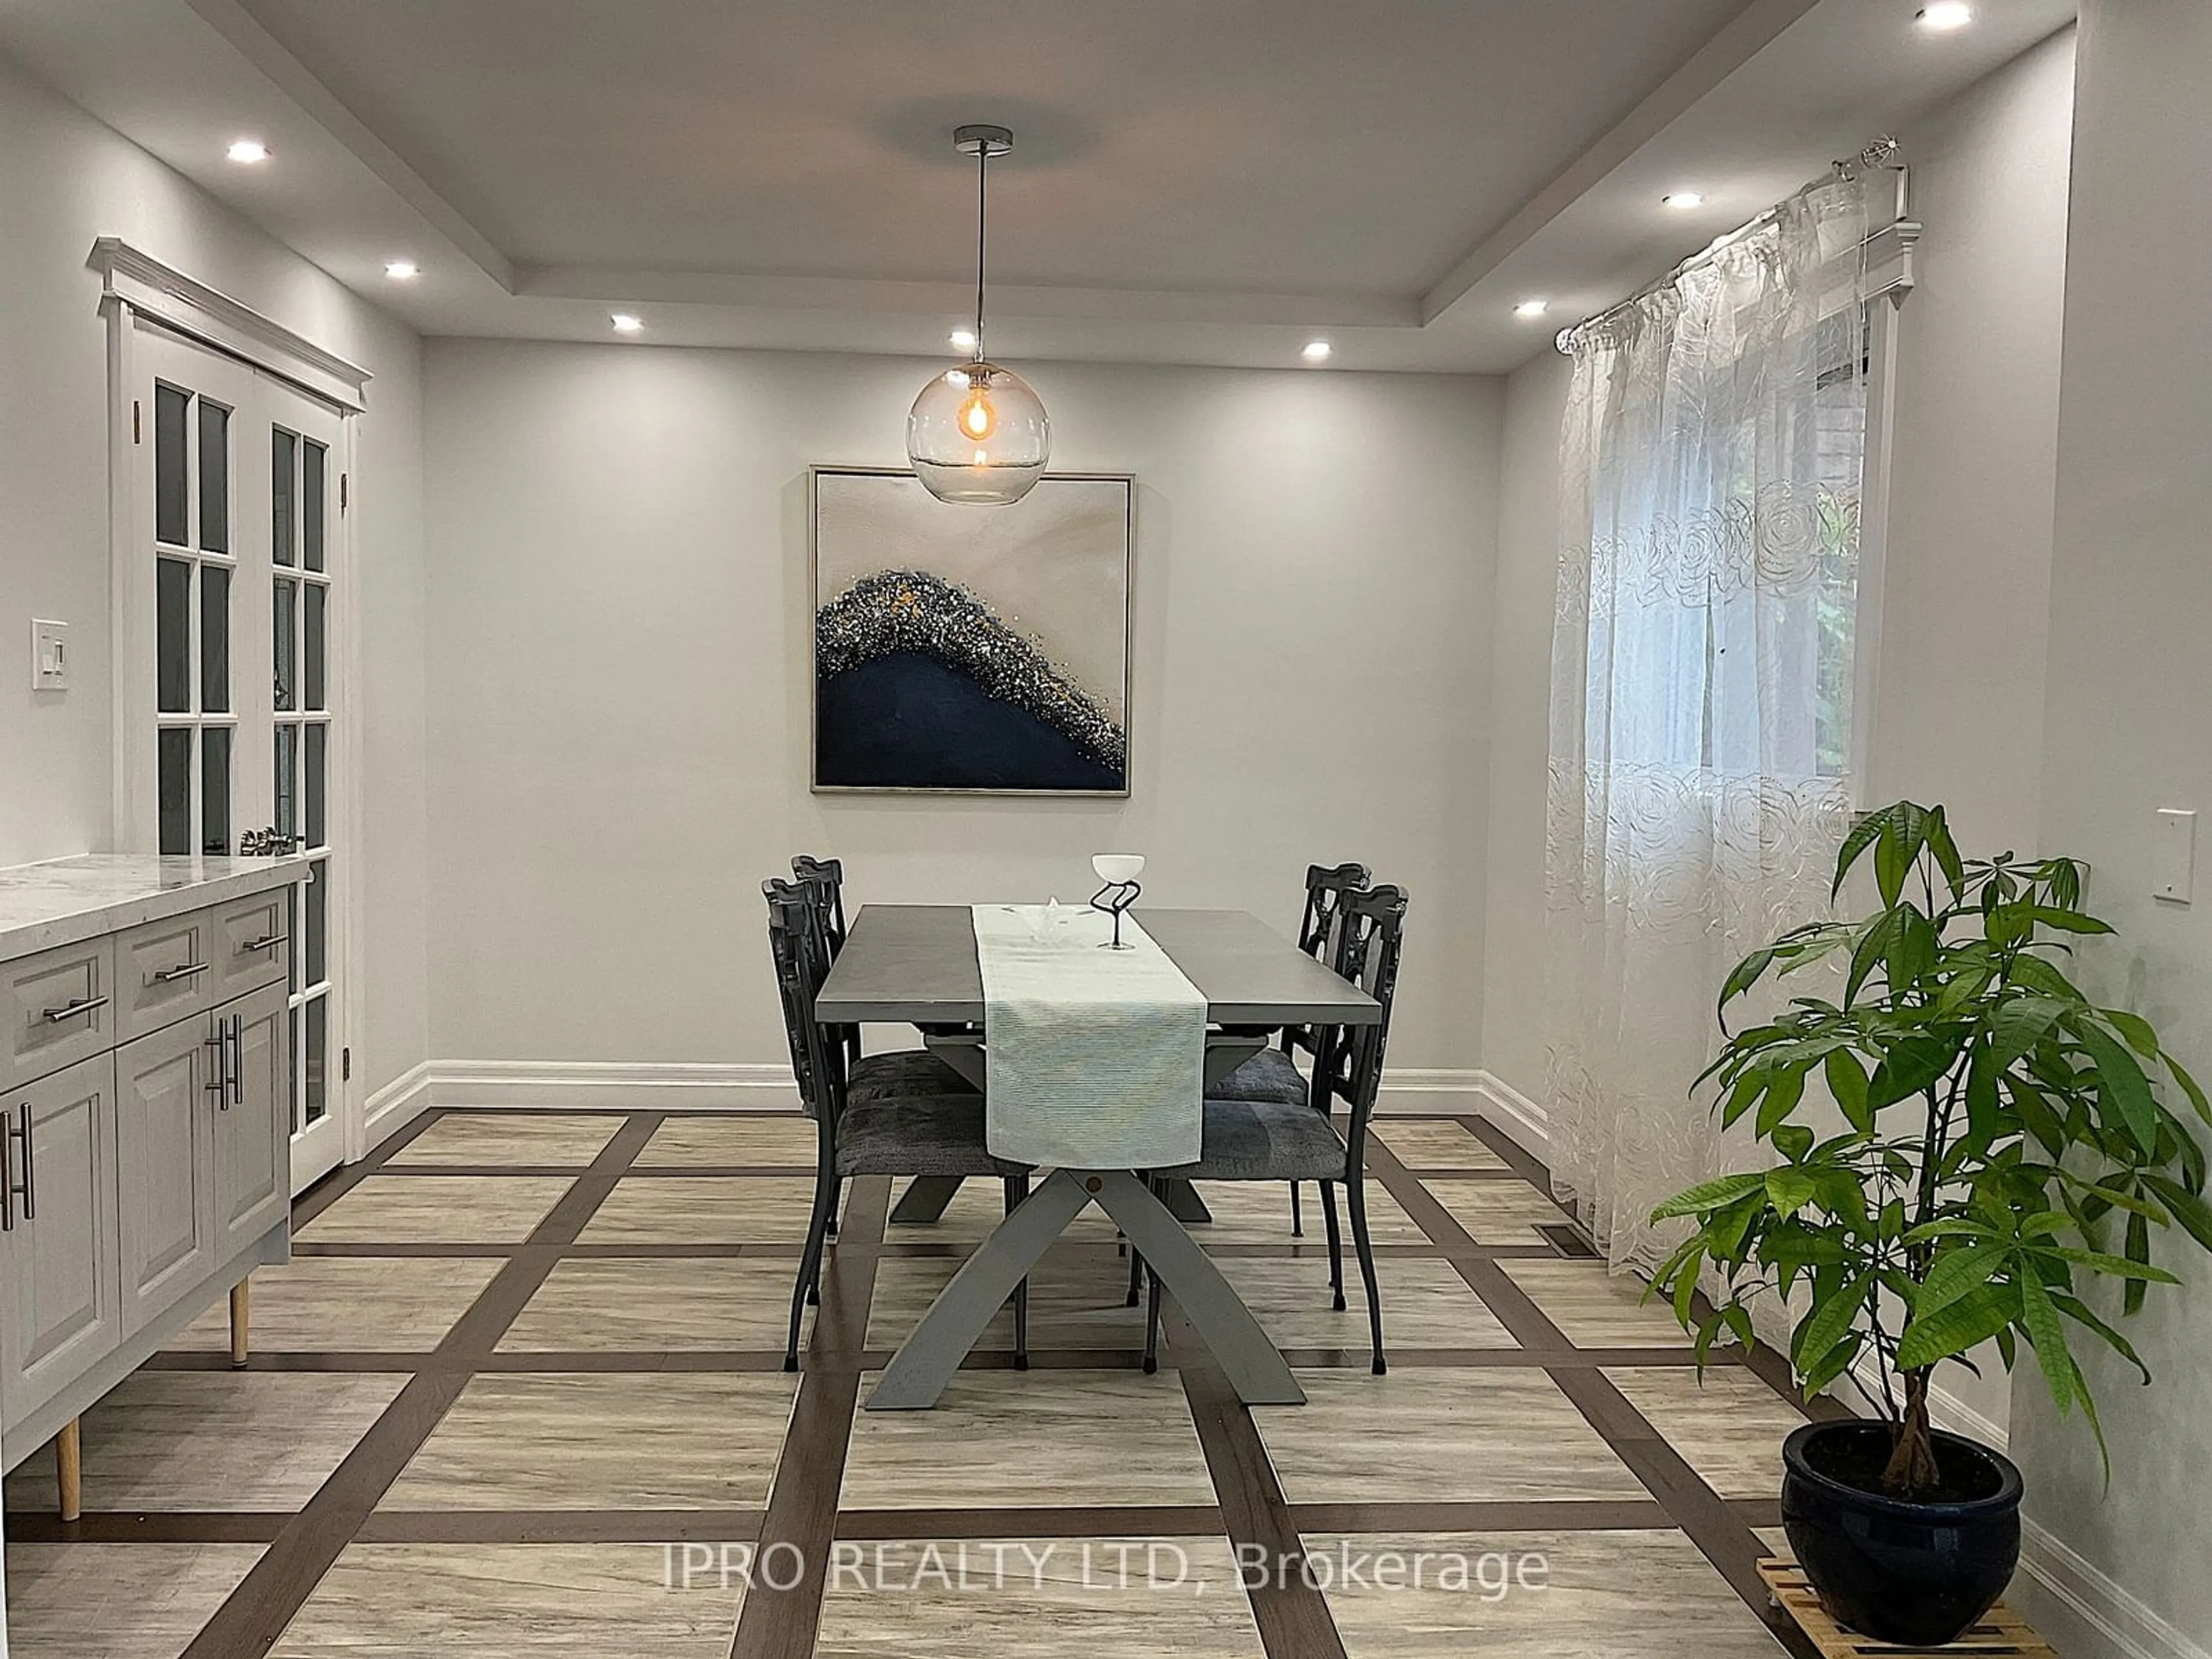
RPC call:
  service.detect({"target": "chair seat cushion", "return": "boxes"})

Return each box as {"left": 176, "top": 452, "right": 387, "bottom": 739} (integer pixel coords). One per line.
{"left": 1151, "top": 1099, "right": 1347, "bottom": 1182}
{"left": 1207, "top": 1047, "right": 1310, "bottom": 1107}
{"left": 835, "top": 1093, "right": 1027, "bottom": 1179}
{"left": 847, "top": 1049, "right": 977, "bottom": 1105}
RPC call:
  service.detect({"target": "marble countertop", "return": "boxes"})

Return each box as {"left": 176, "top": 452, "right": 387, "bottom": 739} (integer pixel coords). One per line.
{"left": 0, "top": 854, "right": 312, "bottom": 962}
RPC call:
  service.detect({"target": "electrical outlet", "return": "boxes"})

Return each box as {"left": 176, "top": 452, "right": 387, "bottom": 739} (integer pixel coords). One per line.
{"left": 31, "top": 619, "right": 68, "bottom": 691}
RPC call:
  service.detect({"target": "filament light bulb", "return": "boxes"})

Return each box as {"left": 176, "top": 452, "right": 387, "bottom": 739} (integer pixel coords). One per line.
{"left": 959, "top": 386, "right": 997, "bottom": 441}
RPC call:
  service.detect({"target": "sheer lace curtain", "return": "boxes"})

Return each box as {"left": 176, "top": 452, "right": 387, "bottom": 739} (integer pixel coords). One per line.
{"left": 1544, "top": 173, "right": 1872, "bottom": 1277}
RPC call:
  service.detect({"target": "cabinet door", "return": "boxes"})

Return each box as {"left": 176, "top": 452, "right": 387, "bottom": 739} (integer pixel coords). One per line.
{"left": 213, "top": 983, "right": 289, "bottom": 1258}
{"left": 0, "top": 1054, "right": 122, "bottom": 1430}
{"left": 115, "top": 1013, "right": 221, "bottom": 1334}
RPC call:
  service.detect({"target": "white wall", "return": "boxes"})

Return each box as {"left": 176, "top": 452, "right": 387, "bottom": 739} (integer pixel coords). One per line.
{"left": 0, "top": 52, "right": 430, "bottom": 1107}
{"left": 1478, "top": 346, "right": 1572, "bottom": 1106}
{"left": 2010, "top": 3, "right": 2212, "bottom": 1655}
{"left": 421, "top": 340, "right": 1501, "bottom": 1077}
{"left": 1861, "top": 28, "right": 2074, "bottom": 861}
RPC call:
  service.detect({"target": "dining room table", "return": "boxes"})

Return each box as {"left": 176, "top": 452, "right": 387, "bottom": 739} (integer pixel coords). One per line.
{"left": 815, "top": 903, "right": 1382, "bottom": 1411}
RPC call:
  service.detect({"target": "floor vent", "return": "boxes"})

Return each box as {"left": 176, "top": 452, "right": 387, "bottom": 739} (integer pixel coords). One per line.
{"left": 1537, "top": 1222, "right": 1601, "bottom": 1259}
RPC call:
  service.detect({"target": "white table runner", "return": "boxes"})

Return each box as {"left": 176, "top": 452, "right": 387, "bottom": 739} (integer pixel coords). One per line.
{"left": 970, "top": 904, "right": 1207, "bottom": 1168}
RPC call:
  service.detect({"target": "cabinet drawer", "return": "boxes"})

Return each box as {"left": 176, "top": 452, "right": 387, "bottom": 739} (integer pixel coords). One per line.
{"left": 0, "top": 938, "right": 118, "bottom": 1097}
{"left": 211, "top": 889, "right": 290, "bottom": 1004}
{"left": 115, "top": 909, "right": 220, "bottom": 1042}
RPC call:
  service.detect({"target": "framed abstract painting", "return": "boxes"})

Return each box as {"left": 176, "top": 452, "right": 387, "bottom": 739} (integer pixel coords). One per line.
{"left": 810, "top": 466, "right": 1134, "bottom": 795}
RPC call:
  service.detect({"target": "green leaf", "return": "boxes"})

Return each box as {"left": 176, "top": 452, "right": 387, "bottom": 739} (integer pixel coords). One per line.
{"left": 1766, "top": 1167, "right": 1820, "bottom": 1218}
{"left": 1897, "top": 1279, "right": 2020, "bottom": 1370}
{"left": 2036, "top": 1247, "right": 2179, "bottom": 1282}
{"left": 1717, "top": 948, "right": 1777, "bottom": 1021}
{"left": 1872, "top": 1032, "right": 1960, "bottom": 1106}
{"left": 2103, "top": 1009, "right": 2161, "bottom": 1058}
{"left": 1914, "top": 1242, "right": 2008, "bottom": 1318}
{"left": 1802, "top": 1332, "right": 1864, "bottom": 1395}
{"left": 1756, "top": 1065, "right": 1807, "bottom": 1137}
{"left": 2018, "top": 1272, "right": 2075, "bottom": 1416}
{"left": 2033, "top": 906, "right": 2115, "bottom": 935}
{"left": 1649, "top": 1171, "right": 1769, "bottom": 1222}
{"left": 2074, "top": 1017, "right": 2162, "bottom": 1156}
{"left": 1791, "top": 1272, "right": 1869, "bottom": 1370}
{"left": 2165, "top": 1055, "right": 2212, "bottom": 1128}
{"left": 1772, "top": 1123, "right": 1816, "bottom": 1162}
{"left": 2142, "top": 1173, "right": 2212, "bottom": 1252}
{"left": 1989, "top": 997, "right": 2071, "bottom": 1070}
{"left": 2049, "top": 1290, "right": 2150, "bottom": 1384}
{"left": 1825, "top": 1048, "right": 1873, "bottom": 1132}
{"left": 1835, "top": 809, "right": 1892, "bottom": 899}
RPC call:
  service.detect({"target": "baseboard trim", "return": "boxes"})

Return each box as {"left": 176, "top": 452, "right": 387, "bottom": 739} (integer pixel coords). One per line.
{"left": 426, "top": 1060, "right": 802, "bottom": 1111}
{"left": 361, "top": 1060, "right": 434, "bottom": 1150}
{"left": 1471, "top": 1069, "right": 1551, "bottom": 1162}
{"left": 391, "top": 1059, "right": 1501, "bottom": 1118}
{"left": 2014, "top": 1514, "right": 2209, "bottom": 1659}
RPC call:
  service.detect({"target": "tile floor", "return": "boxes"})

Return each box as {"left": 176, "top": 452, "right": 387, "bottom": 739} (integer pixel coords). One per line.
{"left": 2, "top": 1108, "right": 1836, "bottom": 1658}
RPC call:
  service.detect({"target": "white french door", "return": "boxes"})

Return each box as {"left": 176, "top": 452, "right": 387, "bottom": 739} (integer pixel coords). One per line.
{"left": 128, "top": 323, "right": 350, "bottom": 1194}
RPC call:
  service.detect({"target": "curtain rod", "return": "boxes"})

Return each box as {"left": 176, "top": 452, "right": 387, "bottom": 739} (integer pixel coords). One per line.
{"left": 1554, "top": 137, "right": 1904, "bottom": 355}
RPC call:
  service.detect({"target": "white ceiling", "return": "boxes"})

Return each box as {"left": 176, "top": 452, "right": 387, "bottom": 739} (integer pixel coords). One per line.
{"left": 0, "top": 0, "right": 2073, "bottom": 373}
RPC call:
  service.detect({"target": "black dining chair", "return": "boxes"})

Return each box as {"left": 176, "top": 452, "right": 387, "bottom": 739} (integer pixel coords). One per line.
{"left": 1137, "top": 882, "right": 1408, "bottom": 1376}
{"left": 764, "top": 878, "right": 1033, "bottom": 1370}
{"left": 1209, "top": 861, "right": 1372, "bottom": 1265}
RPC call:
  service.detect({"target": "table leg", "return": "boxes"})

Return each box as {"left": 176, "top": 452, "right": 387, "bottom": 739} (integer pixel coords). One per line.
{"left": 1089, "top": 1172, "right": 1305, "bottom": 1406}
{"left": 888, "top": 1175, "right": 967, "bottom": 1224}
{"left": 868, "top": 1171, "right": 1093, "bottom": 1410}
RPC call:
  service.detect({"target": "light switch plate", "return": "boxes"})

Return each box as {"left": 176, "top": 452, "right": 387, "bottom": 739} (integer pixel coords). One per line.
{"left": 2154, "top": 808, "right": 2195, "bottom": 904}
{"left": 31, "top": 619, "right": 68, "bottom": 691}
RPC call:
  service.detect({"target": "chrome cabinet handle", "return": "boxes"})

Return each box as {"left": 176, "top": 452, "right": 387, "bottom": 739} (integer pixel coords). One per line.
{"left": 204, "top": 1018, "right": 229, "bottom": 1104}
{"left": 152, "top": 961, "right": 210, "bottom": 984}
{"left": 42, "top": 994, "right": 110, "bottom": 1025}
{"left": 239, "top": 934, "right": 286, "bottom": 954}
{"left": 10, "top": 1103, "right": 33, "bottom": 1222}
{"left": 227, "top": 1014, "right": 244, "bottom": 1109}
{"left": 1, "top": 1116, "right": 12, "bottom": 1232}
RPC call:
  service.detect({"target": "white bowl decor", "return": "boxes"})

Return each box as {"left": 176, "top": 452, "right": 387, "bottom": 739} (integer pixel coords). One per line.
{"left": 1089, "top": 854, "right": 1145, "bottom": 949}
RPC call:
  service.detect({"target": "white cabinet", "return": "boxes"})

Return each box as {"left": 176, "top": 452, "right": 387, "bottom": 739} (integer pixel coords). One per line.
{"left": 0, "top": 874, "right": 299, "bottom": 1461}
{"left": 0, "top": 1055, "right": 122, "bottom": 1428}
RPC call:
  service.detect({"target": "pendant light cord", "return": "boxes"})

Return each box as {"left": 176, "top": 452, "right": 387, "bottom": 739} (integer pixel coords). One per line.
{"left": 973, "top": 143, "right": 989, "bottom": 363}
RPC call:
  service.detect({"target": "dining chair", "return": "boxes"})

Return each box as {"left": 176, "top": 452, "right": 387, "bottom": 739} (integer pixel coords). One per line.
{"left": 764, "top": 879, "right": 1033, "bottom": 1370}
{"left": 1138, "top": 882, "right": 1408, "bottom": 1376}
{"left": 1207, "top": 861, "right": 1371, "bottom": 1247}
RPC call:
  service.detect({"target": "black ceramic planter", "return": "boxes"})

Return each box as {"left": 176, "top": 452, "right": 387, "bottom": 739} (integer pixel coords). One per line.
{"left": 1781, "top": 1420, "right": 2024, "bottom": 1646}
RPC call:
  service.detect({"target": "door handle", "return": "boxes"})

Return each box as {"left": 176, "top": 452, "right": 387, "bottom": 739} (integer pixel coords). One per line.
{"left": 152, "top": 961, "right": 210, "bottom": 984}
{"left": 41, "top": 994, "right": 110, "bottom": 1025}
{"left": 228, "top": 1014, "right": 244, "bottom": 1109}
{"left": 205, "top": 1017, "right": 229, "bottom": 1105}
{"left": 1, "top": 1114, "right": 12, "bottom": 1232}
{"left": 239, "top": 934, "right": 286, "bottom": 955}
{"left": 8, "top": 1103, "right": 34, "bottom": 1222}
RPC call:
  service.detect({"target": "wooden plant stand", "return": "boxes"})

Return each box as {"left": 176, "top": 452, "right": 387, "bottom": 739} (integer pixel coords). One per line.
{"left": 1759, "top": 1557, "right": 2059, "bottom": 1659}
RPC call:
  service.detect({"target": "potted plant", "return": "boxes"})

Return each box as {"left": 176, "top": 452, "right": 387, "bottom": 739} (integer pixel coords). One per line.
{"left": 1649, "top": 801, "right": 2212, "bottom": 1645}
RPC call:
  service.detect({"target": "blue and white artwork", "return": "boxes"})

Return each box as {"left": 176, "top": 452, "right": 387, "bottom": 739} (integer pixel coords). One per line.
{"left": 811, "top": 468, "right": 1132, "bottom": 794}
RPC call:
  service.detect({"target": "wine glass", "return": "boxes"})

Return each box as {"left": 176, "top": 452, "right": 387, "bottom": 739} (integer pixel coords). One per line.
{"left": 1089, "top": 854, "right": 1145, "bottom": 949}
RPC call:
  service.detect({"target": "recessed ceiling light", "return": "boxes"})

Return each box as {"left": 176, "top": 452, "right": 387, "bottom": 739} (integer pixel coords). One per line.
{"left": 610, "top": 313, "right": 644, "bottom": 334}
{"left": 383, "top": 260, "right": 420, "bottom": 281}
{"left": 1513, "top": 299, "right": 1550, "bottom": 319}
{"left": 949, "top": 328, "right": 978, "bottom": 351}
{"left": 1662, "top": 191, "right": 1705, "bottom": 210}
{"left": 226, "top": 138, "right": 270, "bottom": 165}
{"left": 1302, "top": 339, "right": 1333, "bottom": 361}
{"left": 1916, "top": 2, "right": 1972, "bottom": 29}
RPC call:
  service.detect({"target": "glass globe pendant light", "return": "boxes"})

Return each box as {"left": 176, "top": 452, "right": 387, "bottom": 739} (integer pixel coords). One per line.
{"left": 908, "top": 124, "right": 1050, "bottom": 505}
